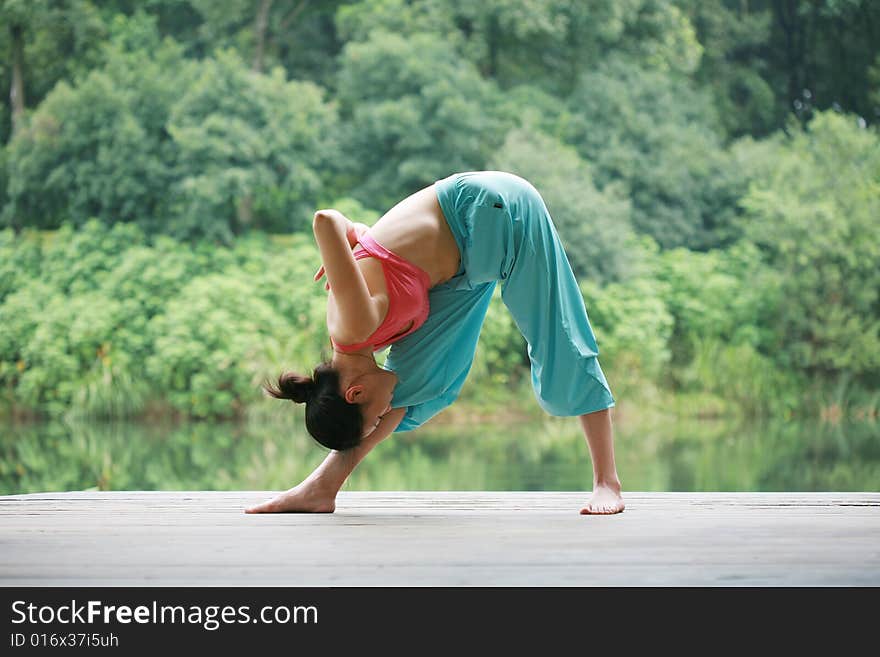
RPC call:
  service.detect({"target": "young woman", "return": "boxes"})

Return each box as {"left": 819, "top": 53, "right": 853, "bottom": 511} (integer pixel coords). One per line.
{"left": 245, "top": 171, "right": 624, "bottom": 515}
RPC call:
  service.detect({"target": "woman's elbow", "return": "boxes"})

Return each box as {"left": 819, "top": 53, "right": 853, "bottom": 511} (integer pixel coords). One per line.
{"left": 313, "top": 209, "right": 350, "bottom": 238}
{"left": 312, "top": 209, "right": 334, "bottom": 231}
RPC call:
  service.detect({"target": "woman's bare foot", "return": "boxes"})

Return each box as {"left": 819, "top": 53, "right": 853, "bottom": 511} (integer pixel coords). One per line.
{"left": 580, "top": 481, "right": 625, "bottom": 515}
{"left": 245, "top": 484, "right": 336, "bottom": 514}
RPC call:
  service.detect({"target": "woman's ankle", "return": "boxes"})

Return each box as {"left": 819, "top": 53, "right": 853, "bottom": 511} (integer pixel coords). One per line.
{"left": 593, "top": 476, "right": 622, "bottom": 493}
{"left": 299, "top": 474, "right": 339, "bottom": 500}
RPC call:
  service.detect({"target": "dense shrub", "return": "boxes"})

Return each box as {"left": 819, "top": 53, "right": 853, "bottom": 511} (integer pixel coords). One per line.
{"left": 736, "top": 111, "right": 880, "bottom": 385}
{"left": 0, "top": 224, "right": 330, "bottom": 419}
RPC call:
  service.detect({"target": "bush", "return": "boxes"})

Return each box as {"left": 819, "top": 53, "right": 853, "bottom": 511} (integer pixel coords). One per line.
{"left": 655, "top": 240, "right": 778, "bottom": 368}
{"left": 737, "top": 111, "right": 880, "bottom": 384}
{"left": 579, "top": 238, "right": 675, "bottom": 397}
{"left": 0, "top": 224, "right": 329, "bottom": 419}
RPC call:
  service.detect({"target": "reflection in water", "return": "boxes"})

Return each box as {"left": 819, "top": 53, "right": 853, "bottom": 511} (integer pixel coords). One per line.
{"left": 1, "top": 414, "right": 878, "bottom": 495}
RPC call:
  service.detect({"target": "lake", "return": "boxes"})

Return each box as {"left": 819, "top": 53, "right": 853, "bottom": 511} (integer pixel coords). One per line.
{"left": 1, "top": 411, "right": 878, "bottom": 495}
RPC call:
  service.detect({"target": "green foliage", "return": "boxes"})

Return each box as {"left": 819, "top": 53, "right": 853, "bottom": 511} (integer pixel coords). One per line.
{"left": 0, "top": 222, "right": 154, "bottom": 415}
{"left": 737, "top": 111, "right": 880, "bottom": 384}
{"left": 676, "top": 0, "right": 880, "bottom": 133}
{"left": 870, "top": 53, "right": 880, "bottom": 115}
{"left": 0, "top": 0, "right": 877, "bottom": 427}
{"left": 335, "top": 30, "right": 505, "bottom": 208}
{"left": 38, "top": 221, "right": 148, "bottom": 295}
{"left": 466, "top": 289, "right": 528, "bottom": 391}
{"left": 3, "top": 16, "right": 192, "bottom": 230}
{"left": 581, "top": 273, "right": 675, "bottom": 396}
{"left": 566, "top": 56, "right": 749, "bottom": 250}
{"left": 0, "top": 224, "right": 332, "bottom": 420}
{"left": 168, "top": 49, "right": 337, "bottom": 240}
{"left": 18, "top": 291, "right": 140, "bottom": 417}
{"left": 316, "top": 197, "right": 382, "bottom": 226}
{"left": 0, "top": 227, "right": 40, "bottom": 302}
{"left": 676, "top": 337, "right": 803, "bottom": 418}
{"left": 3, "top": 13, "right": 338, "bottom": 239}
{"left": 0, "top": 146, "right": 7, "bottom": 214}
{"left": 335, "top": 0, "right": 452, "bottom": 43}
{"left": 675, "top": 0, "right": 778, "bottom": 137}
{"left": 337, "top": 0, "right": 703, "bottom": 95}
{"left": 762, "top": 0, "right": 880, "bottom": 126}
{"left": 0, "top": 0, "right": 111, "bottom": 143}
{"left": 146, "top": 273, "right": 290, "bottom": 418}
{"left": 182, "top": 0, "right": 345, "bottom": 84}
{"left": 655, "top": 241, "right": 779, "bottom": 365}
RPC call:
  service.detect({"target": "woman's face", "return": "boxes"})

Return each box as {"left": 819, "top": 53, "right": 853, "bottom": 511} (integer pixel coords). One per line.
{"left": 341, "top": 370, "right": 396, "bottom": 439}
{"left": 360, "top": 392, "right": 393, "bottom": 439}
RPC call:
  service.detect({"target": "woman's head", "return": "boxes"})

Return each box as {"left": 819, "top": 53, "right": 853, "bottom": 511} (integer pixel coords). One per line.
{"left": 265, "top": 359, "right": 396, "bottom": 450}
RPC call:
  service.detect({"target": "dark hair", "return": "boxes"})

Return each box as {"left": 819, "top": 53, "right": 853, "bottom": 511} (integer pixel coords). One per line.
{"left": 264, "top": 362, "right": 363, "bottom": 451}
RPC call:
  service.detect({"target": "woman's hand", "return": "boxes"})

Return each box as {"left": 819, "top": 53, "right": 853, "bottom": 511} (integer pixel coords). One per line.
{"left": 245, "top": 407, "right": 406, "bottom": 514}
{"left": 346, "top": 221, "right": 370, "bottom": 247}
{"left": 314, "top": 264, "right": 330, "bottom": 290}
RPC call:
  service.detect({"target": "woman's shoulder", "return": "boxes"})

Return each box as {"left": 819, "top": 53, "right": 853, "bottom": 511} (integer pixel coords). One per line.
{"left": 327, "top": 289, "right": 389, "bottom": 346}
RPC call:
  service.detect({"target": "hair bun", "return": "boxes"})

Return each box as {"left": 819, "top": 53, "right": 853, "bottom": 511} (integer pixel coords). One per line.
{"left": 264, "top": 372, "right": 315, "bottom": 404}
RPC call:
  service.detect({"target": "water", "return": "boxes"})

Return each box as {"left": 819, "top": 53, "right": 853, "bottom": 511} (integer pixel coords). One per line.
{"left": 1, "top": 414, "right": 878, "bottom": 495}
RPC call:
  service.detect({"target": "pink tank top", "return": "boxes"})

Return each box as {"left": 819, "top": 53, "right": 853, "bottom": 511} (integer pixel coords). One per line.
{"left": 331, "top": 233, "right": 432, "bottom": 353}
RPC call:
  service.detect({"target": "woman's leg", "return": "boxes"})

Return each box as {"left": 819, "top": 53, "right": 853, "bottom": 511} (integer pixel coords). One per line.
{"left": 579, "top": 408, "right": 624, "bottom": 514}
{"left": 498, "top": 181, "right": 624, "bottom": 514}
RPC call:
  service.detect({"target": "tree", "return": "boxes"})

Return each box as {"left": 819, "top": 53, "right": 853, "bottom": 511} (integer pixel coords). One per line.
{"left": 868, "top": 52, "right": 880, "bottom": 118}
{"left": 167, "top": 49, "right": 338, "bottom": 240}
{"left": 334, "top": 30, "right": 505, "bottom": 209}
{"left": 5, "top": 3, "right": 26, "bottom": 133}
{"left": 337, "top": 0, "right": 703, "bottom": 97}
{"left": 0, "top": 0, "right": 112, "bottom": 141}
{"left": 566, "top": 56, "right": 748, "bottom": 250}
{"left": 2, "top": 15, "right": 193, "bottom": 231}
{"left": 184, "top": 0, "right": 345, "bottom": 83}
{"left": 736, "top": 111, "right": 880, "bottom": 383}
{"left": 3, "top": 14, "right": 339, "bottom": 239}
{"left": 765, "top": 0, "right": 880, "bottom": 126}
{"left": 675, "top": 0, "right": 779, "bottom": 137}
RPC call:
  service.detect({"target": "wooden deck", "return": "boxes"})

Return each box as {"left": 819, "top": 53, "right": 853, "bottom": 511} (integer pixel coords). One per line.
{"left": 1, "top": 491, "right": 878, "bottom": 586}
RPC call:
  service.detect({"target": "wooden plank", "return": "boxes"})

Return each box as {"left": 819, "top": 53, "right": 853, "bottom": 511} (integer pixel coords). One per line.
{"left": 0, "top": 492, "right": 877, "bottom": 586}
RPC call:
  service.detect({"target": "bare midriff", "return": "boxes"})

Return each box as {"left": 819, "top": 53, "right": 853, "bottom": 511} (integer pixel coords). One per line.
{"left": 363, "top": 184, "right": 461, "bottom": 287}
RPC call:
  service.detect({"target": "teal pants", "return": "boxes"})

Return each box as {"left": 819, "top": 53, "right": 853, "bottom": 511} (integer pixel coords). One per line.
{"left": 385, "top": 171, "right": 615, "bottom": 432}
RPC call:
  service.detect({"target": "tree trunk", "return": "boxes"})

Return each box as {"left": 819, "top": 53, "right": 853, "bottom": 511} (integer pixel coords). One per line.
{"left": 485, "top": 11, "right": 500, "bottom": 78}
{"left": 236, "top": 195, "right": 254, "bottom": 232}
{"left": 10, "top": 22, "right": 26, "bottom": 134}
{"left": 278, "top": 0, "right": 310, "bottom": 33}
{"left": 772, "top": 0, "right": 799, "bottom": 120}
{"left": 252, "top": 0, "right": 274, "bottom": 73}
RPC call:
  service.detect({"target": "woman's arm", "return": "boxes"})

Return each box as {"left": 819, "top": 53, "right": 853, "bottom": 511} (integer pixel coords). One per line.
{"left": 312, "top": 209, "right": 381, "bottom": 342}
{"left": 313, "top": 220, "right": 370, "bottom": 287}
{"left": 305, "top": 406, "right": 406, "bottom": 493}
{"left": 244, "top": 406, "right": 407, "bottom": 513}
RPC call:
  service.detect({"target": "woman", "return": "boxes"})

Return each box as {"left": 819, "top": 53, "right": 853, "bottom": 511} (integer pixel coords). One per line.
{"left": 245, "top": 171, "right": 624, "bottom": 515}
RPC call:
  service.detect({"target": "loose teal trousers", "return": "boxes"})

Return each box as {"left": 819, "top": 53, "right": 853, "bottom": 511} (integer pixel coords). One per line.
{"left": 385, "top": 171, "right": 615, "bottom": 432}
